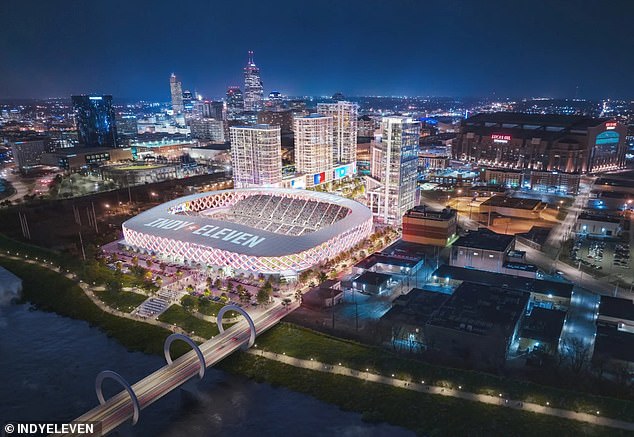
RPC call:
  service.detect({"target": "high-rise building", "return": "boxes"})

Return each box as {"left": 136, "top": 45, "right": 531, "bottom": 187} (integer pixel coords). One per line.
{"left": 170, "top": 73, "right": 184, "bottom": 114}
{"left": 230, "top": 125, "right": 282, "bottom": 188}
{"left": 11, "top": 139, "right": 49, "bottom": 172}
{"left": 71, "top": 95, "right": 117, "bottom": 148}
{"left": 294, "top": 114, "right": 334, "bottom": 187}
{"left": 226, "top": 87, "right": 244, "bottom": 120}
{"left": 202, "top": 100, "right": 225, "bottom": 120}
{"left": 243, "top": 51, "right": 264, "bottom": 112}
{"left": 317, "top": 101, "right": 358, "bottom": 165}
{"left": 191, "top": 118, "right": 226, "bottom": 143}
{"left": 257, "top": 109, "right": 293, "bottom": 134}
{"left": 368, "top": 117, "right": 420, "bottom": 225}
{"left": 182, "top": 90, "right": 194, "bottom": 113}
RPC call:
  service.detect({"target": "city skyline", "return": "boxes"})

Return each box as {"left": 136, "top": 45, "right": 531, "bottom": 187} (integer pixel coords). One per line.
{"left": 2, "top": 0, "right": 634, "bottom": 101}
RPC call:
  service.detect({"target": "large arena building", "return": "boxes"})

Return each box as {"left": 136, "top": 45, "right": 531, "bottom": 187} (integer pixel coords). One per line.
{"left": 121, "top": 188, "right": 373, "bottom": 277}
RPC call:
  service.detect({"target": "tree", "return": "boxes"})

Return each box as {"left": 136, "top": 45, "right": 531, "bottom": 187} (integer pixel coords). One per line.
{"left": 318, "top": 271, "right": 328, "bottom": 284}
{"left": 562, "top": 337, "right": 592, "bottom": 374}
{"left": 226, "top": 281, "right": 234, "bottom": 293}
{"left": 181, "top": 294, "right": 197, "bottom": 312}
{"left": 257, "top": 287, "right": 271, "bottom": 305}
{"left": 105, "top": 279, "right": 122, "bottom": 294}
{"left": 213, "top": 278, "right": 222, "bottom": 290}
{"left": 131, "top": 256, "right": 139, "bottom": 267}
{"left": 145, "top": 258, "right": 153, "bottom": 268}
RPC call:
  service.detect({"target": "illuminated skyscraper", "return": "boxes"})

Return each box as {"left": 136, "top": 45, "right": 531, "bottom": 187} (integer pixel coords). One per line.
{"left": 226, "top": 86, "right": 244, "bottom": 120}
{"left": 182, "top": 90, "right": 193, "bottom": 113}
{"left": 243, "top": 51, "right": 264, "bottom": 112}
{"left": 294, "top": 114, "right": 334, "bottom": 187}
{"left": 202, "top": 100, "right": 225, "bottom": 120}
{"left": 170, "top": 73, "right": 184, "bottom": 114}
{"left": 317, "top": 101, "right": 359, "bottom": 165}
{"left": 230, "top": 125, "right": 282, "bottom": 188}
{"left": 368, "top": 117, "right": 420, "bottom": 225}
{"left": 71, "top": 95, "right": 117, "bottom": 147}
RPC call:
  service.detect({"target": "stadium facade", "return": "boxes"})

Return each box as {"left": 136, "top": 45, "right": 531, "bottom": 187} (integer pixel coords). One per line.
{"left": 121, "top": 188, "right": 373, "bottom": 277}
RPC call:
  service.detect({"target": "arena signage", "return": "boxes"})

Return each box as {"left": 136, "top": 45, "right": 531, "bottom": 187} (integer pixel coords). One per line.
{"left": 143, "top": 218, "right": 266, "bottom": 248}
{"left": 491, "top": 134, "right": 511, "bottom": 143}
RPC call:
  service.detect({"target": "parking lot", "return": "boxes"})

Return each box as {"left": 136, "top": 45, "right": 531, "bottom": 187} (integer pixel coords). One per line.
{"left": 568, "top": 236, "right": 632, "bottom": 280}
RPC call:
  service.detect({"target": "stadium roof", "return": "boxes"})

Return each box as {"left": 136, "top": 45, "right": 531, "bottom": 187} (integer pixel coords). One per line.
{"left": 123, "top": 188, "right": 372, "bottom": 257}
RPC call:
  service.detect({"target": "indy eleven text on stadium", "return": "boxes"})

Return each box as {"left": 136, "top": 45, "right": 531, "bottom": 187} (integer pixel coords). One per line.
{"left": 143, "top": 218, "right": 266, "bottom": 248}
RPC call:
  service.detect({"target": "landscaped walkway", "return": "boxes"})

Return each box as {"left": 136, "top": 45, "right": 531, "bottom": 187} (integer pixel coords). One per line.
{"left": 0, "top": 253, "right": 206, "bottom": 343}
{"left": 248, "top": 349, "right": 634, "bottom": 432}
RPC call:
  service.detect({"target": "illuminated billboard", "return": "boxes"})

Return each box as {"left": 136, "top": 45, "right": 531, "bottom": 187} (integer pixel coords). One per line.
{"left": 333, "top": 163, "right": 355, "bottom": 180}
{"left": 313, "top": 172, "right": 326, "bottom": 185}
{"left": 491, "top": 134, "right": 511, "bottom": 143}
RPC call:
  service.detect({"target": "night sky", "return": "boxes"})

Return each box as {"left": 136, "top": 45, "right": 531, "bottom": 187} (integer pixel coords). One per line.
{"left": 1, "top": 0, "right": 633, "bottom": 100}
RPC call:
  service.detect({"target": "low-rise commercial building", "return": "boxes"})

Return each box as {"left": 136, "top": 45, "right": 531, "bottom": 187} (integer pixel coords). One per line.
{"left": 431, "top": 265, "right": 572, "bottom": 310}
{"left": 352, "top": 252, "right": 424, "bottom": 276}
{"left": 351, "top": 271, "right": 393, "bottom": 294}
{"left": 380, "top": 288, "right": 450, "bottom": 352}
{"left": 450, "top": 228, "right": 515, "bottom": 272}
{"left": 424, "top": 282, "right": 529, "bottom": 369}
{"left": 402, "top": 206, "right": 458, "bottom": 247}
{"left": 480, "top": 195, "right": 544, "bottom": 220}
{"left": 518, "top": 307, "right": 566, "bottom": 355}
{"left": 41, "top": 147, "right": 132, "bottom": 171}
{"left": 576, "top": 212, "right": 622, "bottom": 237}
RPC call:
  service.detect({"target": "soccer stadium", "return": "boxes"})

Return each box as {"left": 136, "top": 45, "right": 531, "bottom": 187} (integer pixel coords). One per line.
{"left": 121, "top": 188, "right": 374, "bottom": 277}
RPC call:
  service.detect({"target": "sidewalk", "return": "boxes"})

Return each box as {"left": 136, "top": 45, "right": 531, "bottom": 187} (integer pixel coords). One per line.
{"left": 248, "top": 349, "right": 634, "bottom": 432}
{"left": 0, "top": 253, "right": 206, "bottom": 343}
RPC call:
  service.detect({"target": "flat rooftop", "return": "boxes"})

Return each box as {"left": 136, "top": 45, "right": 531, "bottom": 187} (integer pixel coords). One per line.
{"left": 594, "top": 325, "right": 634, "bottom": 363}
{"left": 404, "top": 205, "right": 456, "bottom": 221}
{"left": 47, "top": 146, "right": 129, "bottom": 155}
{"left": 578, "top": 212, "right": 622, "bottom": 224}
{"left": 481, "top": 195, "right": 542, "bottom": 210}
{"left": 454, "top": 228, "right": 514, "bottom": 252}
{"left": 427, "top": 282, "right": 529, "bottom": 337}
{"left": 382, "top": 288, "right": 449, "bottom": 326}
{"left": 520, "top": 307, "right": 566, "bottom": 343}
{"left": 354, "top": 252, "right": 423, "bottom": 270}
{"left": 595, "top": 177, "right": 634, "bottom": 189}
{"left": 599, "top": 296, "right": 634, "bottom": 321}
{"left": 463, "top": 112, "right": 610, "bottom": 130}
{"left": 433, "top": 265, "right": 573, "bottom": 299}
{"left": 353, "top": 271, "right": 392, "bottom": 286}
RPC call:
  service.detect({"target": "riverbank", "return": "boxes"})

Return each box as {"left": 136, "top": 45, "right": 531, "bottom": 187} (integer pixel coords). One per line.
{"left": 218, "top": 353, "right": 624, "bottom": 436}
{"left": 1, "top": 257, "right": 189, "bottom": 357}
{"left": 2, "top": 255, "right": 634, "bottom": 435}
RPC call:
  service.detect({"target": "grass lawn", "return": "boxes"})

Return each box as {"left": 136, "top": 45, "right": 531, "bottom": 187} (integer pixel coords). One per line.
{"left": 219, "top": 353, "right": 623, "bottom": 437}
{"left": 94, "top": 289, "right": 147, "bottom": 312}
{"left": 158, "top": 305, "right": 228, "bottom": 339}
{"left": 254, "top": 323, "right": 634, "bottom": 422}
{"left": 0, "top": 257, "right": 188, "bottom": 357}
{"left": 197, "top": 299, "right": 239, "bottom": 318}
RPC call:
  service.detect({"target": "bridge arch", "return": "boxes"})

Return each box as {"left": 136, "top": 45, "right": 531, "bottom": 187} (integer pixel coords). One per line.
{"left": 95, "top": 370, "right": 141, "bottom": 425}
{"left": 217, "top": 304, "right": 256, "bottom": 350}
{"left": 163, "top": 333, "right": 206, "bottom": 379}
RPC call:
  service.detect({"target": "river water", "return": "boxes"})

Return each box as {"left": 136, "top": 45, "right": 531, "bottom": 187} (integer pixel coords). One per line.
{"left": 0, "top": 302, "right": 414, "bottom": 436}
